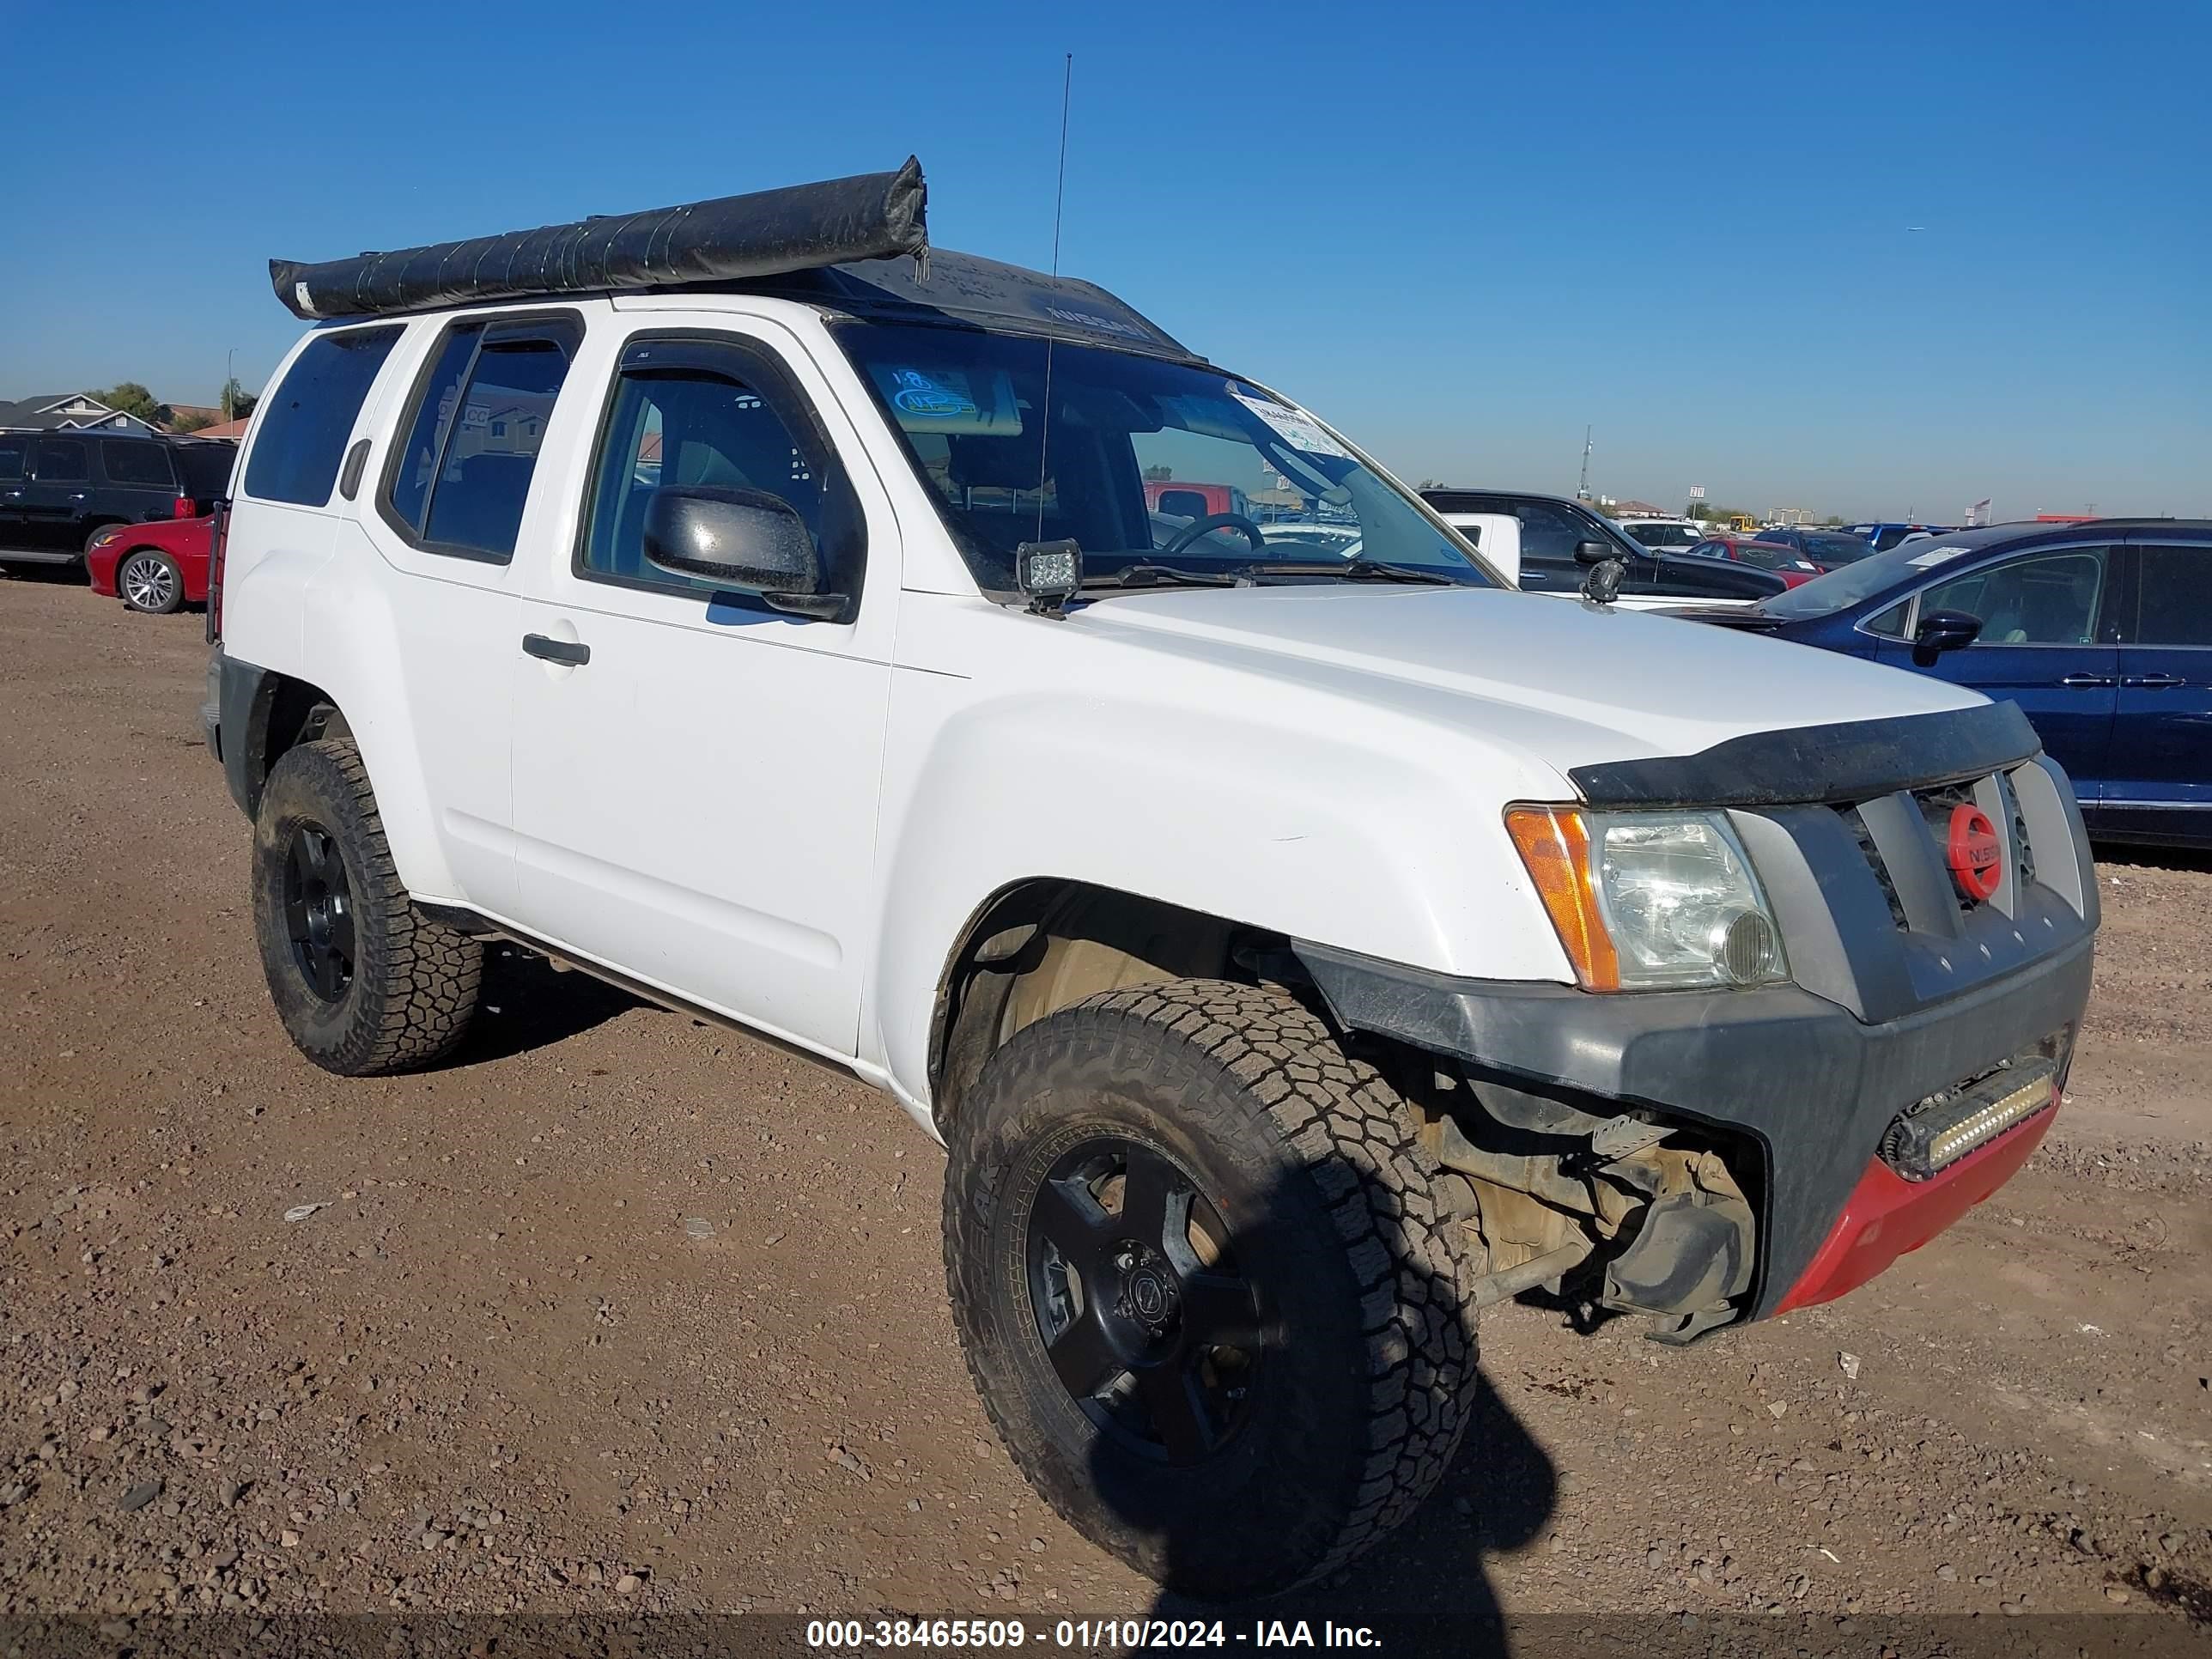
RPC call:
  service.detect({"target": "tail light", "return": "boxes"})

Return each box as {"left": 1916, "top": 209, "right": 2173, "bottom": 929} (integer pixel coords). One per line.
{"left": 206, "top": 501, "right": 231, "bottom": 644}
{"left": 173, "top": 494, "right": 197, "bottom": 520}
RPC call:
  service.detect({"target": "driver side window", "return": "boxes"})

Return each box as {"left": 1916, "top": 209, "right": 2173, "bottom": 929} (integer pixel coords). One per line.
{"left": 579, "top": 341, "right": 850, "bottom": 597}
{"left": 1917, "top": 549, "right": 2109, "bottom": 647}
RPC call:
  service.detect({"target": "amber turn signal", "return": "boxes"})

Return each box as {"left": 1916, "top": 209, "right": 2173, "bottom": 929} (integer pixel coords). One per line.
{"left": 1504, "top": 805, "right": 1620, "bottom": 992}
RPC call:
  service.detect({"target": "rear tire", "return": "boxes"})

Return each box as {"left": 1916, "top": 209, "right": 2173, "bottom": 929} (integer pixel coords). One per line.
{"left": 251, "top": 738, "right": 482, "bottom": 1075}
{"left": 943, "top": 978, "right": 1480, "bottom": 1599}
{"left": 118, "top": 549, "right": 184, "bottom": 613}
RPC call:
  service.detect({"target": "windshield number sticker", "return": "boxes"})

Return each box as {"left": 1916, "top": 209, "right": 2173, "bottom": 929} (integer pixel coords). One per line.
{"left": 1232, "top": 392, "right": 1350, "bottom": 459}
{"left": 1905, "top": 544, "right": 1973, "bottom": 567}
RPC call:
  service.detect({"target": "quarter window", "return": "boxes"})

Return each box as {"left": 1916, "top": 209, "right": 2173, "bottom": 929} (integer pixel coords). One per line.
{"left": 1918, "top": 549, "right": 2109, "bottom": 646}
{"left": 0, "top": 437, "right": 26, "bottom": 481}
{"left": 2132, "top": 544, "right": 2212, "bottom": 647}
{"left": 242, "top": 326, "right": 401, "bottom": 506}
{"left": 580, "top": 345, "right": 839, "bottom": 594}
{"left": 33, "top": 438, "right": 88, "bottom": 482}
{"left": 1863, "top": 599, "right": 1910, "bottom": 638}
{"left": 101, "top": 440, "right": 175, "bottom": 488}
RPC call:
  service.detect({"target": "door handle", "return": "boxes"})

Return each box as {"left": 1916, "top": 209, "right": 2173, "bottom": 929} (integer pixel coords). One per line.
{"left": 2121, "top": 672, "right": 2185, "bottom": 689}
{"left": 2057, "top": 673, "right": 2115, "bottom": 688}
{"left": 521, "top": 633, "right": 590, "bottom": 666}
{"left": 69, "top": 492, "right": 88, "bottom": 503}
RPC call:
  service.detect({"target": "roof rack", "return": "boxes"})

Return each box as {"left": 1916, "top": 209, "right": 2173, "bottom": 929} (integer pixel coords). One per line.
{"left": 270, "top": 160, "right": 928, "bottom": 321}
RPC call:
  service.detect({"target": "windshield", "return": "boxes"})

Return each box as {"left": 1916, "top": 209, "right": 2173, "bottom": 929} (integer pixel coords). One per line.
{"left": 1802, "top": 532, "right": 1878, "bottom": 564}
{"left": 836, "top": 322, "right": 1492, "bottom": 591}
{"left": 1757, "top": 545, "right": 1923, "bottom": 617}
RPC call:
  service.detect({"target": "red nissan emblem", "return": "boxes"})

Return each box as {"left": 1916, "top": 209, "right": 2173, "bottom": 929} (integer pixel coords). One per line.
{"left": 1947, "top": 803, "right": 2002, "bottom": 902}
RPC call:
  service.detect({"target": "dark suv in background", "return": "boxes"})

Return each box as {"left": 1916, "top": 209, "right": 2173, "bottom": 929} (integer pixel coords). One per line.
{"left": 0, "top": 432, "right": 234, "bottom": 568}
{"left": 1420, "top": 488, "right": 1786, "bottom": 603}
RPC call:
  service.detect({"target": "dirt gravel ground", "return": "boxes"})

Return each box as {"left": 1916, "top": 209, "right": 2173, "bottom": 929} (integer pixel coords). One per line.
{"left": 1, "top": 578, "right": 2207, "bottom": 1651}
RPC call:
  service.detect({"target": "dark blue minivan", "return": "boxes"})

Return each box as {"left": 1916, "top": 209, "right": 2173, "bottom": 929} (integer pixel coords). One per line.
{"left": 1682, "top": 520, "right": 2212, "bottom": 848}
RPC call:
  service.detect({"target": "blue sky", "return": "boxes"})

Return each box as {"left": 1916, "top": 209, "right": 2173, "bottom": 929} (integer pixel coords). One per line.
{"left": 3, "top": 0, "right": 2204, "bottom": 520}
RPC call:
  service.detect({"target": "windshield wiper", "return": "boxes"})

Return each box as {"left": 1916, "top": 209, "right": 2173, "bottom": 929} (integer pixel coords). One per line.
{"left": 1245, "top": 558, "right": 1460, "bottom": 586}
{"left": 1084, "top": 562, "right": 1249, "bottom": 590}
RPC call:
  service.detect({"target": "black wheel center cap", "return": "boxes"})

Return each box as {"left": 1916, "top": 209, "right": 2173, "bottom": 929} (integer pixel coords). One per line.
{"left": 1113, "top": 1243, "right": 1181, "bottom": 1335}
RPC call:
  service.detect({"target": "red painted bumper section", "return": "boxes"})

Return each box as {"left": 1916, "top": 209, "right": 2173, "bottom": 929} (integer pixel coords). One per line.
{"left": 1775, "top": 1091, "right": 2059, "bottom": 1314}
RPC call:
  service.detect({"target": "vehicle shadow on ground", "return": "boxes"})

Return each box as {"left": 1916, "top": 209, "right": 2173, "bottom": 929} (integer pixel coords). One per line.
{"left": 2094, "top": 840, "right": 2212, "bottom": 875}
{"left": 447, "top": 945, "right": 643, "bottom": 1066}
{"left": 1073, "top": 1153, "right": 1556, "bottom": 1656}
{"left": 0, "top": 562, "right": 88, "bottom": 586}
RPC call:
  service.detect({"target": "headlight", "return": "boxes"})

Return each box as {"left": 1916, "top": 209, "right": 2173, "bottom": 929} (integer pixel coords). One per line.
{"left": 1504, "top": 805, "right": 1788, "bottom": 992}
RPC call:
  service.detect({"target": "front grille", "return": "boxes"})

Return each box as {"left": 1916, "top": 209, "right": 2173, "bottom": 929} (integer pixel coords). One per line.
{"left": 1912, "top": 783, "right": 1984, "bottom": 913}
{"left": 1836, "top": 804, "right": 1909, "bottom": 929}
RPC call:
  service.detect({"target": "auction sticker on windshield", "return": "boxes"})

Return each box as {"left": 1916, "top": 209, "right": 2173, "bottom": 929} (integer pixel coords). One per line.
{"left": 1232, "top": 391, "right": 1350, "bottom": 459}
{"left": 1906, "top": 544, "right": 1973, "bottom": 567}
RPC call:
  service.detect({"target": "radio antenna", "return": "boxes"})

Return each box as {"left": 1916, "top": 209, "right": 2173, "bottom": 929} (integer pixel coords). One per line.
{"left": 1035, "top": 52, "right": 1073, "bottom": 543}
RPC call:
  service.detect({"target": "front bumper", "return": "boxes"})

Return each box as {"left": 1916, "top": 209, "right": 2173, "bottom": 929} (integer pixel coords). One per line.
{"left": 1297, "top": 933, "right": 2092, "bottom": 1319}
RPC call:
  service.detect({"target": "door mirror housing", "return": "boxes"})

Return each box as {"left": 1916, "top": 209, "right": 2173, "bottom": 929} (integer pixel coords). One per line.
{"left": 1573, "top": 538, "right": 1617, "bottom": 565}
{"left": 641, "top": 486, "right": 844, "bottom": 619}
{"left": 1911, "top": 607, "right": 1982, "bottom": 665}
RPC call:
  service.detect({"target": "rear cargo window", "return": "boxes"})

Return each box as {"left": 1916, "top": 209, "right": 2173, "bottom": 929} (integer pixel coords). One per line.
{"left": 101, "top": 440, "right": 175, "bottom": 488}
{"left": 243, "top": 326, "right": 401, "bottom": 507}
{"left": 0, "top": 437, "right": 24, "bottom": 481}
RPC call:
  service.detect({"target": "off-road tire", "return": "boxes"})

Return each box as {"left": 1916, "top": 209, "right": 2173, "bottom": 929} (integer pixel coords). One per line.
{"left": 943, "top": 978, "right": 1480, "bottom": 1599}
{"left": 251, "top": 738, "right": 481, "bottom": 1075}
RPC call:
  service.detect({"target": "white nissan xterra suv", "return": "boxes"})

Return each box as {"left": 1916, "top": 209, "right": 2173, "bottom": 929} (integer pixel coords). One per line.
{"left": 203, "top": 163, "right": 2098, "bottom": 1599}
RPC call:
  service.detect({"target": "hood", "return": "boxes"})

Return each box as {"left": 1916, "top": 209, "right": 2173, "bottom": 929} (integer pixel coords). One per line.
{"left": 1073, "top": 582, "right": 1981, "bottom": 782}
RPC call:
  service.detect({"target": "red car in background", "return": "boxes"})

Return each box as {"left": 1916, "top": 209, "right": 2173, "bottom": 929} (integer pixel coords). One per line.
{"left": 86, "top": 514, "right": 213, "bottom": 614}
{"left": 1684, "top": 534, "right": 1824, "bottom": 588}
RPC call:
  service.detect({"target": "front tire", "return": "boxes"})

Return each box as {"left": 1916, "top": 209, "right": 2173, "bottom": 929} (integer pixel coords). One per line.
{"left": 118, "top": 549, "right": 184, "bottom": 613}
{"left": 251, "top": 738, "right": 482, "bottom": 1075}
{"left": 944, "top": 979, "right": 1480, "bottom": 1599}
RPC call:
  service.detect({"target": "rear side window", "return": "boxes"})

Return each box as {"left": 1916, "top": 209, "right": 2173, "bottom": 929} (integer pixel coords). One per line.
{"left": 384, "top": 315, "right": 580, "bottom": 562}
{"left": 2133, "top": 544, "right": 2212, "bottom": 647}
{"left": 101, "top": 440, "right": 176, "bottom": 488}
{"left": 0, "top": 437, "right": 25, "bottom": 481}
{"left": 33, "top": 438, "right": 88, "bottom": 482}
{"left": 243, "top": 326, "right": 402, "bottom": 507}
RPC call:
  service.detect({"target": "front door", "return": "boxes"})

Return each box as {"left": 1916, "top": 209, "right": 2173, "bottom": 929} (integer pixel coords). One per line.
{"left": 510, "top": 322, "right": 894, "bottom": 1060}
{"left": 15, "top": 434, "right": 94, "bottom": 553}
{"left": 1876, "top": 544, "right": 2119, "bottom": 803}
{"left": 2106, "top": 540, "right": 2212, "bottom": 843}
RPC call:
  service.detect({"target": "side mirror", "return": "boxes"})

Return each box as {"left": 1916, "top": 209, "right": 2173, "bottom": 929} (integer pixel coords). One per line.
{"left": 1911, "top": 608, "right": 1981, "bottom": 665}
{"left": 641, "top": 487, "right": 842, "bottom": 619}
{"left": 1573, "top": 539, "right": 1616, "bottom": 565}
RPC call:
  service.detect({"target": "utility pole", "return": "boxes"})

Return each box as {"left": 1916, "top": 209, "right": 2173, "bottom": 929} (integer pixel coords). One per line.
{"left": 223, "top": 349, "right": 236, "bottom": 421}
{"left": 1577, "top": 426, "right": 1592, "bottom": 501}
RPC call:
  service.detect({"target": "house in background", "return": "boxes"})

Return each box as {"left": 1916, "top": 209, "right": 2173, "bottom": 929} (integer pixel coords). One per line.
{"left": 0, "top": 392, "right": 164, "bottom": 436}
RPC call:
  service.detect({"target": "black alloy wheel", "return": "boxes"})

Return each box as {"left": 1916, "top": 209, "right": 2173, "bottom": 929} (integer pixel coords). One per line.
{"left": 282, "top": 823, "right": 356, "bottom": 1002}
{"left": 1026, "top": 1136, "right": 1262, "bottom": 1466}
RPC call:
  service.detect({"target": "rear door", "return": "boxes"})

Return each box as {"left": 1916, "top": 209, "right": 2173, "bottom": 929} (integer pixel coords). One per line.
{"left": 349, "top": 308, "right": 591, "bottom": 915}
{"left": 1875, "top": 544, "right": 2119, "bottom": 805}
{"left": 2105, "top": 539, "right": 2212, "bottom": 843}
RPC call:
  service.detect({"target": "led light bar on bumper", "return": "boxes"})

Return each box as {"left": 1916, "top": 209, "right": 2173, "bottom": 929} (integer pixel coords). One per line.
{"left": 1505, "top": 805, "right": 1788, "bottom": 993}
{"left": 1878, "top": 1052, "right": 2062, "bottom": 1182}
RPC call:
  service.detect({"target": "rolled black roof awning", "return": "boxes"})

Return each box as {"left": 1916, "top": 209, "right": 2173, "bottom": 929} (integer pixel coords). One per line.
{"left": 270, "top": 158, "right": 927, "bottom": 321}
